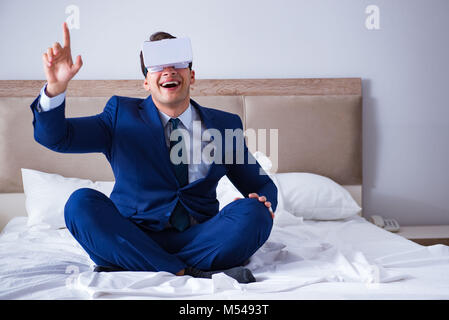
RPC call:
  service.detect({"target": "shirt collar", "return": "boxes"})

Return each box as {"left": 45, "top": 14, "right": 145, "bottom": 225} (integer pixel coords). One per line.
{"left": 158, "top": 103, "right": 193, "bottom": 130}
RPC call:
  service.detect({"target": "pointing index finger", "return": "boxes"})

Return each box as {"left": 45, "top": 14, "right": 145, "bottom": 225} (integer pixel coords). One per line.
{"left": 63, "top": 22, "right": 70, "bottom": 48}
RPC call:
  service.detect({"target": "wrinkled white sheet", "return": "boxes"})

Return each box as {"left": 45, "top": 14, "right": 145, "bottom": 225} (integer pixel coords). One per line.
{"left": 1, "top": 209, "right": 449, "bottom": 300}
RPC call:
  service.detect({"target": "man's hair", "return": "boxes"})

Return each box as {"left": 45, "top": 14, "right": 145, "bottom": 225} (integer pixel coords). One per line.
{"left": 139, "top": 31, "right": 193, "bottom": 77}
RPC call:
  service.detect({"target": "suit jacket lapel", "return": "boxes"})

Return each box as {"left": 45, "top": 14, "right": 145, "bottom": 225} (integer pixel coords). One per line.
{"left": 138, "top": 96, "right": 178, "bottom": 183}
{"left": 190, "top": 98, "right": 215, "bottom": 130}
{"left": 138, "top": 95, "right": 163, "bottom": 130}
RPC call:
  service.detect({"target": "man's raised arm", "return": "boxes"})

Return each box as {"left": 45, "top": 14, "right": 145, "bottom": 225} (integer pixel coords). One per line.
{"left": 31, "top": 22, "right": 116, "bottom": 155}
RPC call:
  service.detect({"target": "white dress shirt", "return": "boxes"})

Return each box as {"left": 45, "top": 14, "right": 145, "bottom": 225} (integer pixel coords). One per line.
{"left": 38, "top": 83, "right": 66, "bottom": 111}
{"left": 157, "top": 104, "right": 211, "bottom": 184}
{"left": 38, "top": 83, "right": 211, "bottom": 183}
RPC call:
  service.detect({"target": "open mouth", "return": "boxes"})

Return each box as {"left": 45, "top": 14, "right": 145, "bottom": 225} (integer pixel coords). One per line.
{"left": 160, "top": 81, "right": 180, "bottom": 90}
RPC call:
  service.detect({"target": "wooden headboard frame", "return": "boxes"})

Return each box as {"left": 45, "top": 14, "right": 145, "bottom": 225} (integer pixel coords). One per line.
{"left": 0, "top": 78, "right": 360, "bottom": 97}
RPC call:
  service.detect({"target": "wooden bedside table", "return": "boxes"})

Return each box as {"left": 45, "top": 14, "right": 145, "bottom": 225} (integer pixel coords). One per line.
{"left": 397, "top": 225, "right": 449, "bottom": 246}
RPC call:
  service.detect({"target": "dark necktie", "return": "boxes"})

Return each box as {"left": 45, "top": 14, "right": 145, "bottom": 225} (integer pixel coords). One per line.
{"left": 168, "top": 118, "right": 190, "bottom": 232}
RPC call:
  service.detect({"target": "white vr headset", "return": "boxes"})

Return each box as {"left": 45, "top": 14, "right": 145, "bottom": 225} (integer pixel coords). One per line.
{"left": 141, "top": 37, "right": 193, "bottom": 74}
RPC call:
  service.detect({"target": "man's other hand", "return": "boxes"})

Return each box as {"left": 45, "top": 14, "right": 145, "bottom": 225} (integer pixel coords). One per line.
{"left": 233, "top": 193, "right": 274, "bottom": 219}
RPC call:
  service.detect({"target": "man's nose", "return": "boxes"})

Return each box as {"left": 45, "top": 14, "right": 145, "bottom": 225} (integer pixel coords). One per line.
{"left": 162, "top": 66, "right": 177, "bottom": 76}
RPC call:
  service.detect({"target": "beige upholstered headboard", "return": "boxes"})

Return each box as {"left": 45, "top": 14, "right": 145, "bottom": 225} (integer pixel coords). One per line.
{"left": 0, "top": 78, "right": 362, "bottom": 207}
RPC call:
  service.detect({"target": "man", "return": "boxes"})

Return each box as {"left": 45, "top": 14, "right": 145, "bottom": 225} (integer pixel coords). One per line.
{"left": 31, "top": 22, "right": 277, "bottom": 284}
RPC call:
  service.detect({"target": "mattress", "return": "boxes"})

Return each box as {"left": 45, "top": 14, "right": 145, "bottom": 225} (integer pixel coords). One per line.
{"left": 1, "top": 207, "right": 449, "bottom": 300}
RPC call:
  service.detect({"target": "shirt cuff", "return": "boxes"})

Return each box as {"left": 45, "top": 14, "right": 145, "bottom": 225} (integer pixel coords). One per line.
{"left": 38, "top": 83, "right": 66, "bottom": 112}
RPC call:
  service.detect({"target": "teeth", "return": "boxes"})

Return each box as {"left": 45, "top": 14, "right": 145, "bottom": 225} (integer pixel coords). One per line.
{"left": 161, "top": 81, "right": 179, "bottom": 87}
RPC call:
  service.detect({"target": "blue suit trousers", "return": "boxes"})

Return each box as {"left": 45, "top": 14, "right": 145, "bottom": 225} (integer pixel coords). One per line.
{"left": 64, "top": 188, "right": 273, "bottom": 274}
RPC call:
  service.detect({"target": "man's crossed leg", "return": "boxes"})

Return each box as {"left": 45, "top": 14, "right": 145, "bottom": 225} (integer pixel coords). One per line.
{"left": 64, "top": 188, "right": 273, "bottom": 283}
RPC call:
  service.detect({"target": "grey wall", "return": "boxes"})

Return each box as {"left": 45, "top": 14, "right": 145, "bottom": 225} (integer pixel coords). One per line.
{"left": 1, "top": 0, "right": 448, "bottom": 225}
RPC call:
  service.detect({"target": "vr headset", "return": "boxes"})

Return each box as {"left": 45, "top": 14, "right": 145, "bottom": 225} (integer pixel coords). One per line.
{"left": 141, "top": 37, "right": 193, "bottom": 75}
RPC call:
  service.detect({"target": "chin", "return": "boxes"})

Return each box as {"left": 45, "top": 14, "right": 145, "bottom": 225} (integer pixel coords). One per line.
{"left": 164, "top": 92, "right": 189, "bottom": 102}
{"left": 158, "top": 96, "right": 187, "bottom": 106}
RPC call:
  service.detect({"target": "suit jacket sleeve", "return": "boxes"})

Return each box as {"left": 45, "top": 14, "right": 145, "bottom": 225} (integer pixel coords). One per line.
{"left": 225, "top": 114, "right": 278, "bottom": 212}
{"left": 30, "top": 94, "right": 118, "bottom": 158}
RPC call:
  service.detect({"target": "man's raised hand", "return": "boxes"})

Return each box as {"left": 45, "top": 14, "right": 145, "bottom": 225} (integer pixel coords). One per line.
{"left": 42, "top": 22, "right": 83, "bottom": 97}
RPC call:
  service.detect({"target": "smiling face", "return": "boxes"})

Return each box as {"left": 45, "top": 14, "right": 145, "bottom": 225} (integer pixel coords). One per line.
{"left": 144, "top": 66, "right": 195, "bottom": 116}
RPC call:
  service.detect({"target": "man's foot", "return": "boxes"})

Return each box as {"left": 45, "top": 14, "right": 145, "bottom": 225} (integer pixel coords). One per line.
{"left": 93, "top": 265, "right": 126, "bottom": 272}
{"left": 184, "top": 266, "right": 256, "bottom": 283}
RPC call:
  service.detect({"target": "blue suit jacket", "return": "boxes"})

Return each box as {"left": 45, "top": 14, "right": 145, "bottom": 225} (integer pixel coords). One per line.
{"left": 30, "top": 95, "right": 278, "bottom": 231}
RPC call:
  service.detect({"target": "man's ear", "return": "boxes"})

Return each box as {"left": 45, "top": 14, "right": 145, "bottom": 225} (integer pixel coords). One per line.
{"left": 143, "top": 76, "right": 151, "bottom": 92}
{"left": 190, "top": 69, "right": 196, "bottom": 85}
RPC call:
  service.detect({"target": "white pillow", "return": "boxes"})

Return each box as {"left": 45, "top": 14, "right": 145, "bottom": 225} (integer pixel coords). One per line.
{"left": 21, "top": 168, "right": 114, "bottom": 229}
{"left": 216, "top": 175, "right": 244, "bottom": 210}
{"left": 275, "top": 172, "right": 361, "bottom": 220}
{"left": 216, "top": 175, "right": 283, "bottom": 212}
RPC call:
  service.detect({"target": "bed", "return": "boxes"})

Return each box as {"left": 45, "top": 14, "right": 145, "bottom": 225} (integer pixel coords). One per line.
{"left": 0, "top": 78, "right": 448, "bottom": 300}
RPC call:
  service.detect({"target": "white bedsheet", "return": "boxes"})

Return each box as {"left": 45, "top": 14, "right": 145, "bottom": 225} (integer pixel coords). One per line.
{"left": 1, "top": 209, "right": 449, "bottom": 300}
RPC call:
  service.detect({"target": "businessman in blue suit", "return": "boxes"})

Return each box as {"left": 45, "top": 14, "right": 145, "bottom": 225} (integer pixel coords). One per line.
{"left": 31, "top": 23, "right": 277, "bottom": 283}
